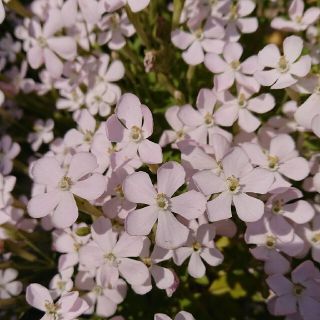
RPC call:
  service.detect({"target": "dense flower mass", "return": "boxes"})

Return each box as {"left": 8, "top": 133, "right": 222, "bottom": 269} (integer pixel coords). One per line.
{"left": 1, "top": 0, "right": 320, "bottom": 319}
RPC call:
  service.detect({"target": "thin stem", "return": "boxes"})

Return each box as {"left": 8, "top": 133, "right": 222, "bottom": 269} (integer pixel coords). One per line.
{"left": 4, "top": 224, "right": 54, "bottom": 264}
{"left": 125, "top": 5, "right": 152, "bottom": 49}
{"left": 172, "top": 0, "right": 185, "bottom": 30}
{"left": 6, "top": 0, "right": 33, "bottom": 18}
{"left": 75, "top": 196, "right": 102, "bottom": 218}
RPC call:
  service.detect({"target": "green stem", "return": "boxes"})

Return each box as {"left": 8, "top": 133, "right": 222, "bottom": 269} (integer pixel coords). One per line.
{"left": 119, "top": 45, "right": 144, "bottom": 69}
{"left": 6, "top": 0, "right": 33, "bottom": 18}
{"left": 172, "top": 0, "right": 185, "bottom": 30}
{"left": 125, "top": 5, "right": 152, "bottom": 49}
{"left": 4, "top": 225, "right": 54, "bottom": 264}
{"left": 6, "top": 240, "right": 38, "bottom": 262}
{"left": 75, "top": 196, "right": 102, "bottom": 218}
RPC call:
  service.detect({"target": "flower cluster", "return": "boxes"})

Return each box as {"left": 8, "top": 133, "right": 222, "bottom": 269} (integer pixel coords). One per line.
{"left": 1, "top": 0, "right": 320, "bottom": 319}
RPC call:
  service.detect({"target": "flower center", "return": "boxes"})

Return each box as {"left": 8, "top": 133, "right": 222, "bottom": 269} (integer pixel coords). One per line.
{"left": 71, "top": 90, "right": 80, "bottom": 102}
{"left": 176, "top": 129, "right": 185, "bottom": 140}
{"left": 293, "top": 283, "right": 305, "bottom": 296}
{"left": 213, "top": 161, "right": 223, "bottom": 175}
{"left": 57, "top": 281, "right": 66, "bottom": 291}
{"left": 114, "top": 184, "right": 124, "bottom": 199}
{"left": 230, "top": 3, "right": 238, "bottom": 20}
{"left": 278, "top": 56, "right": 289, "bottom": 73}
{"left": 111, "top": 13, "right": 120, "bottom": 29}
{"left": 295, "top": 16, "right": 302, "bottom": 24}
{"left": 130, "top": 126, "right": 143, "bottom": 142}
{"left": 108, "top": 145, "right": 117, "bottom": 154}
{"left": 142, "top": 257, "right": 152, "bottom": 267}
{"left": 37, "top": 36, "right": 47, "bottom": 48}
{"left": 73, "top": 242, "right": 81, "bottom": 252}
{"left": 192, "top": 242, "right": 202, "bottom": 252}
{"left": 104, "top": 252, "right": 117, "bottom": 264}
{"left": 93, "top": 285, "right": 103, "bottom": 296}
{"left": 265, "top": 235, "right": 276, "bottom": 249}
{"left": 311, "top": 232, "right": 320, "bottom": 244}
{"left": 227, "top": 175, "right": 240, "bottom": 193}
{"left": 156, "top": 193, "right": 169, "bottom": 210}
{"left": 58, "top": 176, "right": 73, "bottom": 191}
{"left": 268, "top": 154, "right": 279, "bottom": 170}
{"left": 204, "top": 112, "right": 214, "bottom": 127}
{"left": 83, "top": 131, "right": 93, "bottom": 143}
{"left": 94, "top": 95, "right": 102, "bottom": 103}
{"left": 238, "top": 93, "right": 247, "bottom": 108}
{"left": 194, "top": 29, "right": 204, "bottom": 40}
{"left": 230, "top": 60, "right": 240, "bottom": 70}
{"left": 272, "top": 199, "right": 284, "bottom": 214}
{"left": 45, "top": 301, "right": 60, "bottom": 316}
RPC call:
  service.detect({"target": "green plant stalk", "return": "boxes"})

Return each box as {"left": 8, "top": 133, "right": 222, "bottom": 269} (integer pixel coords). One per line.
{"left": 4, "top": 224, "right": 54, "bottom": 264}
{"left": 6, "top": 240, "right": 38, "bottom": 262}
{"left": 6, "top": 0, "right": 33, "bottom": 18}
{"left": 75, "top": 196, "right": 102, "bottom": 218}
{"left": 172, "top": 0, "right": 185, "bottom": 30}
{"left": 125, "top": 5, "right": 152, "bottom": 49}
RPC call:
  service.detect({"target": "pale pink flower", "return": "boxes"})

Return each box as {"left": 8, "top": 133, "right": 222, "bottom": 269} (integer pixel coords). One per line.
{"left": 0, "top": 174, "right": 15, "bottom": 209}
{"left": 60, "top": 0, "right": 102, "bottom": 26}
{"left": 106, "top": 93, "right": 163, "bottom": 165}
{"left": 294, "top": 76, "right": 320, "bottom": 131}
{"left": 101, "top": 0, "right": 150, "bottom": 13}
{"left": 255, "top": 36, "right": 311, "bottom": 89}
{"left": 265, "top": 100, "right": 304, "bottom": 135}
{"left": 64, "top": 109, "right": 98, "bottom": 152}
{"left": 215, "top": 88, "right": 275, "bottom": 132}
{"left": 124, "top": 161, "right": 206, "bottom": 249}
{"left": 222, "top": 0, "right": 258, "bottom": 41}
{"left": 245, "top": 217, "right": 304, "bottom": 274}
{"left": 93, "top": 54, "right": 123, "bottom": 96}
{"left": 53, "top": 223, "right": 91, "bottom": 271}
{"left": 205, "top": 42, "right": 260, "bottom": 92}
{"left": 0, "top": 269, "right": 22, "bottom": 299}
{"left": 0, "top": 33, "right": 21, "bottom": 63}
{"left": 66, "top": 21, "right": 96, "bottom": 52}
{"left": 264, "top": 188, "right": 314, "bottom": 238}
{"left": 267, "top": 261, "right": 320, "bottom": 319}
{"left": 27, "top": 10, "right": 77, "bottom": 78}
{"left": 0, "top": 135, "right": 20, "bottom": 175}
{"left": 26, "top": 284, "right": 89, "bottom": 319}
{"left": 173, "top": 223, "right": 223, "bottom": 278}
{"left": 98, "top": 12, "right": 135, "bottom": 50}
{"left": 50, "top": 268, "right": 74, "bottom": 298}
{"left": 178, "top": 88, "right": 232, "bottom": 144}
{"left": 241, "top": 134, "right": 310, "bottom": 190}
{"left": 193, "top": 147, "right": 274, "bottom": 222}
{"left": 178, "top": 134, "right": 230, "bottom": 175}
{"left": 132, "top": 238, "right": 175, "bottom": 294}
{"left": 271, "top": 0, "right": 320, "bottom": 32}
{"left": 103, "top": 168, "right": 136, "bottom": 220}
{"left": 85, "top": 83, "right": 116, "bottom": 117}
{"left": 79, "top": 217, "right": 149, "bottom": 286}
{"left": 91, "top": 127, "right": 114, "bottom": 173}
{"left": 154, "top": 311, "right": 195, "bottom": 320}
{"left": 75, "top": 270, "right": 127, "bottom": 317}
{"left": 159, "top": 106, "right": 191, "bottom": 148}
{"left": 56, "top": 87, "right": 85, "bottom": 112}
{"left": 303, "top": 213, "right": 320, "bottom": 263}
{"left": 27, "top": 153, "right": 106, "bottom": 228}
{"left": 28, "top": 119, "right": 54, "bottom": 151}
{"left": 171, "top": 18, "right": 225, "bottom": 65}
